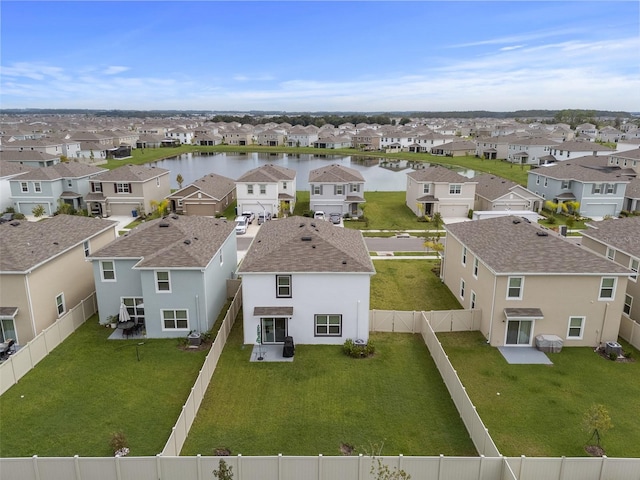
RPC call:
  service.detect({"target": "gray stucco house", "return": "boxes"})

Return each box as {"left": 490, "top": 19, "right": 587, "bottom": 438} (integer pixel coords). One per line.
{"left": 89, "top": 215, "right": 237, "bottom": 338}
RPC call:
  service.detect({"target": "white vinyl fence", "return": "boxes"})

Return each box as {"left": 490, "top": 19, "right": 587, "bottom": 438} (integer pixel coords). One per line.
{"left": 0, "top": 292, "right": 97, "bottom": 395}
{"left": 618, "top": 315, "right": 640, "bottom": 351}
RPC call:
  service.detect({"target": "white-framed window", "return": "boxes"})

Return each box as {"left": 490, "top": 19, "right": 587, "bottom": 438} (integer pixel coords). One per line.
{"left": 20, "top": 182, "right": 28, "bottom": 193}
{"left": 315, "top": 314, "right": 342, "bottom": 336}
{"left": 156, "top": 271, "right": 171, "bottom": 292}
{"left": 423, "top": 184, "right": 431, "bottom": 194}
{"left": 162, "top": 309, "right": 189, "bottom": 330}
{"left": 247, "top": 184, "right": 254, "bottom": 194}
{"left": 115, "top": 183, "right": 130, "bottom": 193}
{"left": 33, "top": 182, "right": 42, "bottom": 193}
{"left": 507, "top": 276, "right": 524, "bottom": 300}
{"left": 470, "top": 291, "right": 477, "bottom": 309}
{"left": 606, "top": 247, "right": 615, "bottom": 260}
{"left": 313, "top": 185, "right": 321, "bottom": 195}
{"left": 449, "top": 184, "right": 462, "bottom": 195}
{"left": 461, "top": 246, "right": 467, "bottom": 266}
{"left": 630, "top": 258, "right": 638, "bottom": 282}
{"left": 83, "top": 240, "right": 90, "bottom": 257}
{"left": 460, "top": 279, "right": 465, "bottom": 300}
{"left": 599, "top": 277, "right": 616, "bottom": 300}
{"left": 259, "top": 184, "right": 267, "bottom": 194}
{"left": 473, "top": 257, "right": 479, "bottom": 278}
{"left": 100, "top": 260, "right": 116, "bottom": 281}
{"left": 55, "top": 293, "right": 66, "bottom": 317}
{"left": 276, "top": 275, "right": 291, "bottom": 298}
{"left": 624, "top": 294, "right": 633, "bottom": 316}
{"left": 566, "top": 316, "right": 585, "bottom": 339}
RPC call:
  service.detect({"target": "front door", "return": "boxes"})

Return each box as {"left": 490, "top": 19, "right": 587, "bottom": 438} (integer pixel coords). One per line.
{"left": 261, "top": 318, "right": 287, "bottom": 344}
{"left": 505, "top": 320, "right": 533, "bottom": 345}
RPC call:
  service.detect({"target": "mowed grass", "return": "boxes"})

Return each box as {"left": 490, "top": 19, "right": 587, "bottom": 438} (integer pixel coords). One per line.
{"left": 438, "top": 331, "right": 640, "bottom": 457}
{"left": 181, "top": 321, "right": 476, "bottom": 457}
{"left": 0, "top": 318, "right": 208, "bottom": 457}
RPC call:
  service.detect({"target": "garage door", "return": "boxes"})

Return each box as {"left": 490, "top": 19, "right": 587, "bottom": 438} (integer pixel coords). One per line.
{"left": 185, "top": 202, "right": 217, "bottom": 217}
{"left": 439, "top": 204, "right": 469, "bottom": 217}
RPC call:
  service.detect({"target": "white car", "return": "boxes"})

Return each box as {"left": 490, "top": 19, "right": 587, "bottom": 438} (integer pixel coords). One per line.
{"left": 235, "top": 216, "right": 247, "bottom": 234}
{"left": 313, "top": 210, "right": 325, "bottom": 220}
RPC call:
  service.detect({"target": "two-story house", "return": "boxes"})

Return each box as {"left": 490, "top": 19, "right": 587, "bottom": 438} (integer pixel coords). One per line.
{"left": 406, "top": 165, "right": 476, "bottom": 218}
{"left": 167, "top": 172, "right": 236, "bottom": 217}
{"left": 581, "top": 216, "right": 640, "bottom": 323}
{"left": 527, "top": 156, "right": 630, "bottom": 218}
{"left": 9, "top": 163, "right": 107, "bottom": 216}
{"left": 443, "top": 216, "right": 630, "bottom": 347}
{"left": 237, "top": 216, "right": 375, "bottom": 346}
{"left": 89, "top": 215, "right": 237, "bottom": 338}
{"left": 308, "top": 164, "right": 365, "bottom": 217}
{"left": 85, "top": 164, "right": 170, "bottom": 217}
{"left": 235, "top": 164, "right": 296, "bottom": 217}
{"left": 0, "top": 215, "right": 117, "bottom": 345}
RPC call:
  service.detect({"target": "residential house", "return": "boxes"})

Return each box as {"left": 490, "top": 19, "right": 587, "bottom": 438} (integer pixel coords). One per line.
{"left": 527, "top": 155, "right": 630, "bottom": 218}
{"left": 0, "top": 150, "right": 60, "bottom": 168}
{"left": 581, "top": 216, "right": 640, "bottom": 323}
{"left": 506, "top": 137, "right": 559, "bottom": 165}
{"left": 308, "top": 164, "right": 365, "bottom": 217}
{"left": 236, "top": 164, "right": 296, "bottom": 217}
{"left": 473, "top": 173, "right": 543, "bottom": 212}
{"left": 89, "top": 215, "right": 237, "bottom": 338}
{"left": 167, "top": 172, "right": 236, "bottom": 217}
{"left": 406, "top": 165, "right": 476, "bottom": 218}
{"left": 0, "top": 162, "right": 33, "bottom": 212}
{"left": 237, "top": 216, "right": 375, "bottom": 345}
{"left": 431, "top": 140, "right": 477, "bottom": 157}
{"left": 443, "top": 216, "right": 630, "bottom": 347}
{"left": 85, "top": 164, "right": 171, "bottom": 217}
{"left": 0, "top": 215, "right": 117, "bottom": 344}
{"left": 9, "top": 163, "right": 107, "bottom": 216}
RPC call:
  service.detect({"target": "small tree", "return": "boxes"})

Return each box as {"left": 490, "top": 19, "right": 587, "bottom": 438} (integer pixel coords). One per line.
{"left": 32, "top": 204, "right": 46, "bottom": 218}
{"left": 213, "top": 459, "right": 233, "bottom": 480}
{"left": 176, "top": 173, "right": 184, "bottom": 189}
{"left": 583, "top": 403, "right": 612, "bottom": 450}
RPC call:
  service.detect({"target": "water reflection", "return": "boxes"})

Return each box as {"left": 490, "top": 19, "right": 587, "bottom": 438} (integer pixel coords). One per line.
{"left": 152, "top": 152, "right": 474, "bottom": 191}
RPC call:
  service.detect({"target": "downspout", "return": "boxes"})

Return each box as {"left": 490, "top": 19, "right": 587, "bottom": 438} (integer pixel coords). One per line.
{"left": 488, "top": 274, "right": 498, "bottom": 345}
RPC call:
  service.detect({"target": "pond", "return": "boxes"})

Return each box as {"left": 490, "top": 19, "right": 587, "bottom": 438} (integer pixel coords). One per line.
{"left": 152, "top": 152, "right": 475, "bottom": 191}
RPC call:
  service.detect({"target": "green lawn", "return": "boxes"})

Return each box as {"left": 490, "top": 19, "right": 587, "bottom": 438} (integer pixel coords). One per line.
{"left": 437, "top": 331, "right": 640, "bottom": 457}
{"left": 181, "top": 321, "right": 476, "bottom": 457}
{"left": 0, "top": 319, "right": 208, "bottom": 457}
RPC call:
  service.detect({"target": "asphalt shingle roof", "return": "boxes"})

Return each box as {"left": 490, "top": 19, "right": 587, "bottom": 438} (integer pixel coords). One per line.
{"left": 581, "top": 216, "right": 640, "bottom": 258}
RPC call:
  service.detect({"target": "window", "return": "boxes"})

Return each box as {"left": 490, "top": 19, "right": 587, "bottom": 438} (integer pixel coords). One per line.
{"left": 460, "top": 279, "right": 465, "bottom": 299}
{"left": 55, "top": 293, "right": 66, "bottom": 317}
{"left": 259, "top": 184, "right": 267, "bottom": 194}
{"left": 606, "top": 248, "right": 615, "bottom": 260}
{"left": 313, "top": 185, "right": 321, "bottom": 195}
{"left": 599, "top": 277, "right": 616, "bottom": 300}
{"left": 470, "top": 291, "right": 477, "bottom": 309}
{"left": 567, "top": 316, "right": 585, "bottom": 339}
{"left": 461, "top": 247, "right": 467, "bottom": 266}
{"left": 34, "top": 182, "right": 42, "bottom": 193}
{"left": 624, "top": 294, "right": 633, "bottom": 316}
{"left": 162, "top": 309, "right": 189, "bottom": 330}
{"left": 507, "top": 276, "right": 524, "bottom": 299}
{"left": 473, "top": 257, "right": 479, "bottom": 278}
{"left": 449, "top": 184, "right": 462, "bottom": 195}
{"left": 630, "top": 258, "right": 639, "bottom": 282}
{"left": 115, "top": 183, "right": 130, "bottom": 193}
{"left": 100, "top": 261, "right": 116, "bottom": 281}
{"left": 20, "top": 182, "right": 28, "bottom": 193}
{"left": 276, "top": 275, "right": 291, "bottom": 298}
{"left": 83, "top": 240, "right": 90, "bottom": 257}
{"left": 315, "top": 314, "right": 342, "bottom": 336}
{"left": 423, "top": 184, "right": 431, "bottom": 194}
{"left": 156, "top": 271, "right": 171, "bottom": 292}
{"left": 247, "top": 184, "right": 254, "bottom": 194}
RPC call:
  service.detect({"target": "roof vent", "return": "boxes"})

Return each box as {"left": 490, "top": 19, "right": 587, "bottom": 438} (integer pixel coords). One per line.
{"left": 159, "top": 222, "right": 170, "bottom": 228}
{"left": 184, "top": 239, "right": 191, "bottom": 245}
{"left": 536, "top": 231, "right": 548, "bottom": 237}
{"left": 301, "top": 236, "right": 312, "bottom": 242}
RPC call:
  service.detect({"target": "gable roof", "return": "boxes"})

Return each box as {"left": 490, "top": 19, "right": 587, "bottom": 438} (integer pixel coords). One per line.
{"left": 91, "top": 164, "right": 169, "bottom": 182}
{"left": 407, "top": 165, "right": 474, "bottom": 184}
{"left": 0, "top": 215, "right": 117, "bottom": 273}
{"left": 237, "top": 216, "right": 375, "bottom": 274}
{"left": 582, "top": 216, "right": 640, "bottom": 258}
{"left": 445, "top": 216, "right": 630, "bottom": 275}
{"left": 236, "top": 164, "right": 296, "bottom": 183}
{"left": 168, "top": 172, "right": 236, "bottom": 201}
{"left": 308, "top": 164, "right": 365, "bottom": 183}
{"left": 89, "top": 215, "right": 235, "bottom": 269}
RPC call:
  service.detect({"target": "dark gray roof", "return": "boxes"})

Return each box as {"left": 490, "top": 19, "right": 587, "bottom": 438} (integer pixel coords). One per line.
{"left": 89, "top": 215, "right": 235, "bottom": 269}
{"left": 236, "top": 164, "right": 296, "bottom": 183}
{"left": 445, "top": 216, "right": 630, "bottom": 275}
{"left": 581, "top": 216, "right": 640, "bottom": 258}
{"left": 0, "top": 215, "right": 117, "bottom": 273}
{"left": 91, "top": 164, "right": 169, "bottom": 182}
{"left": 407, "top": 165, "right": 473, "bottom": 184}
{"left": 237, "top": 216, "right": 375, "bottom": 274}
{"left": 308, "top": 164, "right": 365, "bottom": 183}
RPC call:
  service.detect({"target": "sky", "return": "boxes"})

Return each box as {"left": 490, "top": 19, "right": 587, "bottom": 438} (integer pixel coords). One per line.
{"left": 1, "top": 1, "right": 639, "bottom": 112}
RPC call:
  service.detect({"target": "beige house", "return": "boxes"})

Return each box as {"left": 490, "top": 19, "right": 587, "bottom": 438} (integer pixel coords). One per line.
{"left": 581, "top": 217, "right": 640, "bottom": 323}
{"left": 85, "top": 164, "right": 170, "bottom": 217}
{"left": 406, "top": 165, "right": 476, "bottom": 218}
{"left": 443, "top": 216, "right": 630, "bottom": 347}
{"left": 0, "top": 215, "right": 117, "bottom": 345}
{"left": 167, "top": 172, "right": 236, "bottom": 216}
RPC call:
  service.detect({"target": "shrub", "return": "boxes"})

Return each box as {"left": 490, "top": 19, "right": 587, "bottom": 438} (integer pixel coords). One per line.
{"left": 343, "top": 338, "right": 375, "bottom": 358}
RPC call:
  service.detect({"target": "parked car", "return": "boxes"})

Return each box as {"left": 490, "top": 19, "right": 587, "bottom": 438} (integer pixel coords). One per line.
{"left": 329, "top": 212, "right": 342, "bottom": 224}
{"left": 242, "top": 211, "right": 255, "bottom": 224}
{"left": 235, "top": 216, "right": 247, "bottom": 234}
{"left": 257, "top": 211, "right": 272, "bottom": 225}
{"left": 314, "top": 210, "right": 325, "bottom": 220}
{"left": 0, "top": 212, "right": 15, "bottom": 223}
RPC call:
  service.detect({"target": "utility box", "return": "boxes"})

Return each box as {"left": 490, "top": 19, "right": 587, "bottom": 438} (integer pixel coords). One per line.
{"left": 605, "top": 341, "right": 622, "bottom": 356}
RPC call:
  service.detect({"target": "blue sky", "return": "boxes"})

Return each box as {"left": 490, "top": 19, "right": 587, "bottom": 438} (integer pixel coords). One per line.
{"left": 1, "top": 1, "right": 639, "bottom": 112}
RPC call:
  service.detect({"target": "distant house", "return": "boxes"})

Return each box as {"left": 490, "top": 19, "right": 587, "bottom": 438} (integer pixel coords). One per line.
{"left": 167, "top": 172, "right": 236, "bottom": 217}
{"left": 89, "top": 215, "right": 237, "bottom": 338}
{"left": 308, "top": 164, "right": 365, "bottom": 217}
{"left": 237, "top": 216, "right": 375, "bottom": 345}
{"left": 0, "top": 215, "right": 117, "bottom": 345}
{"left": 235, "top": 164, "right": 296, "bottom": 217}
{"left": 581, "top": 216, "right": 640, "bottom": 324}
{"left": 9, "top": 163, "right": 107, "bottom": 216}
{"left": 85, "top": 164, "right": 170, "bottom": 217}
{"left": 443, "top": 216, "right": 630, "bottom": 347}
{"left": 406, "top": 165, "right": 476, "bottom": 218}
{"left": 473, "top": 173, "right": 543, "bottom": 212}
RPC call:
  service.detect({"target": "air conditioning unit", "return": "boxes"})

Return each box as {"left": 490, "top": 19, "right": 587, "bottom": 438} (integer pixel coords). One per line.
{"left": 605, "top": 341, "right": 622, "bottom": 356}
